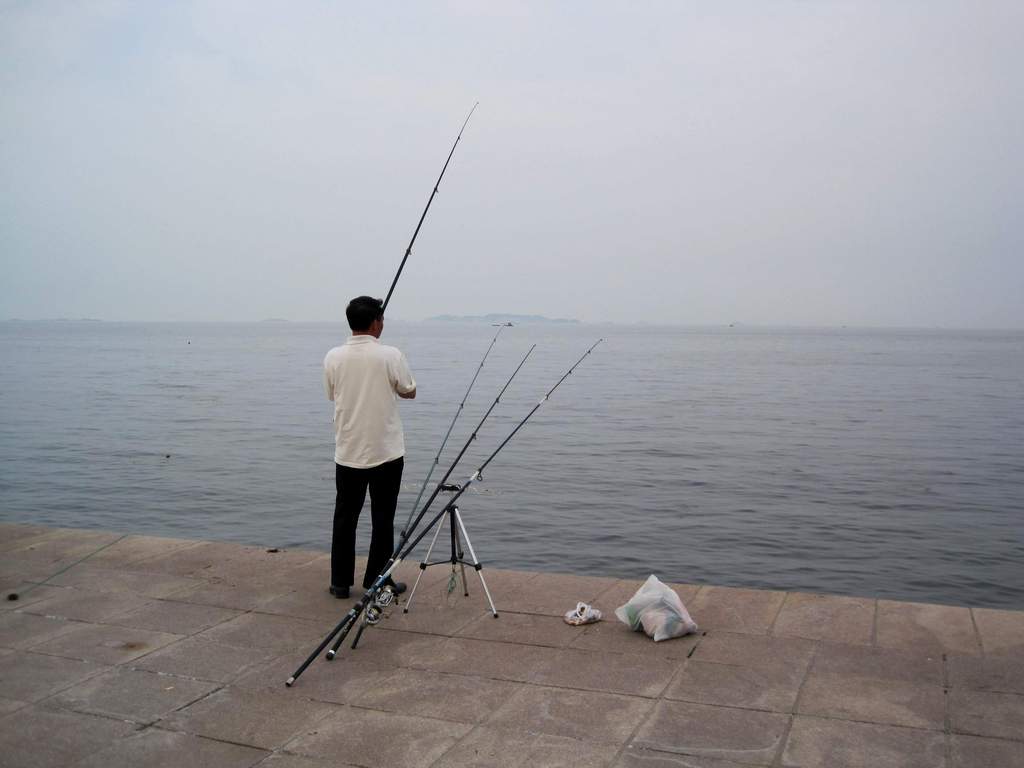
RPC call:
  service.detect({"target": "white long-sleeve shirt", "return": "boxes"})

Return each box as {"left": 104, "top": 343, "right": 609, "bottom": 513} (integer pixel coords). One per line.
{"left": 323, "top": 335, "right": 416, "bottom": 468}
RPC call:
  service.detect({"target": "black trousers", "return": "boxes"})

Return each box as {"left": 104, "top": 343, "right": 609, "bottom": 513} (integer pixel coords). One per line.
{"left": 331, "top": 457, "right": 404, "bottom": 589}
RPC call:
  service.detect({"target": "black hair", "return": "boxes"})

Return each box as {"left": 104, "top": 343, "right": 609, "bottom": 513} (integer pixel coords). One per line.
{"left": 346, "top": 296, "right": 384, "bottom": 332}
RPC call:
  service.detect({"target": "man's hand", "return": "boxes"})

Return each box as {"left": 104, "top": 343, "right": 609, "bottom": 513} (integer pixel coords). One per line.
{"left": 398, "top": 387, "right": 416, "bottom": 400}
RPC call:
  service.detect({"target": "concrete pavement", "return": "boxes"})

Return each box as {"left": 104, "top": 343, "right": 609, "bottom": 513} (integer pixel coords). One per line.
{"left": 0, "top": 523, "right": 1021, "bottom": 767}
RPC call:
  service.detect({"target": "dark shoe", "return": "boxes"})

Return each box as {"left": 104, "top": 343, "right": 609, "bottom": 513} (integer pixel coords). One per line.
{"left": 383, "top": 578, "right": 407, "bottom": 595}
{"left": 329, "top": 585, "right": 350, "bottom": 599}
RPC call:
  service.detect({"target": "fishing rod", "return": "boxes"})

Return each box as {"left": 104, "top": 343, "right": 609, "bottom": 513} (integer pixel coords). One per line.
{"left": 322, "top": 338, "right": 603, "bottom": 657}
{"left": 382, "top": 102, "right": 479, "bottom": 313}
{"left": 285, "top": 339, "right": 601, "bottom": 685}
{"left": 400, "top": 322, "right": 510, "bottom": 539}
{"left": 394, "top": 343, "right": 535, "bottom": 557}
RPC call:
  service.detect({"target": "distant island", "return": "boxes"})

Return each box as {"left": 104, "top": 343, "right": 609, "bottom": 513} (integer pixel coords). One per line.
{"left": 425, "top": 313, "right": 579, "bottom": 325}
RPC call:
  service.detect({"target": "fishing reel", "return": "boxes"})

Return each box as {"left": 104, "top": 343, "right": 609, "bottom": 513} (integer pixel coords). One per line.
{"left": 364, "top": 604, "right": 383, "bottom": 625}
{"left": 375, "top": 585, "right": 396, "bottom": 608}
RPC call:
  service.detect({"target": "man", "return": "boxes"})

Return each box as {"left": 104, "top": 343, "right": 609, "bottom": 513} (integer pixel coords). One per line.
{"left": 323, "top": 296, "right": 417, "bottom": 599}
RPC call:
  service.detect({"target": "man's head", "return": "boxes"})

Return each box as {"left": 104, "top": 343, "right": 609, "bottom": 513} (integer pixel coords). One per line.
{"left": 346, "top": 296, "right": 385, "bottom": 337}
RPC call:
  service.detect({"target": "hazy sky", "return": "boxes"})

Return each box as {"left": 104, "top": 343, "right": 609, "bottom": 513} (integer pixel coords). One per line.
{"left": 2, "top": 1, "right": 1022, "bottom": 327}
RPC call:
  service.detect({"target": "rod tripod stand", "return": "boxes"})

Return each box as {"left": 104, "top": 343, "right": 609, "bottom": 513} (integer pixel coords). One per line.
{"left": 403, "top": 485, "right": 498, "bottom": 618}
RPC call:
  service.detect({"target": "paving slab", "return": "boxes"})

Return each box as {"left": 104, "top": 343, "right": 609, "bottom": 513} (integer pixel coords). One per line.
{"left": 616, "top": 746, "right": 757, "bottom": 767}
{"left": 772, "top": 591, "right": 874, "bottom": 644}
{"left": 808, "top": 641, "right": 944, "bottom": 684}
{"left": 877, "top": 599, "right": 980, "bottom": 655}
{"left": 0, "top": 650, "right": 108, "bottom": 702}
{"left": 75, "top": 534, "right": 199, "bottom": 569}
{"left": 496, "top": 572, "right": 619, "bottom": 616}
{"left": 28, "top": 621, "right": 183, "bottom": 664}
{"left": 781, "top": 715, "right": 946, "bottom": 768}
{"left": 412, "top": 636, "right": 556, "bottom": 683}
{"left": 285, "top": 706, "right": 474, "bottom": 768}
{"left": 234, "top": 651, "right": 398, "bottom": 704}
{"left": 633, "top": 699, "right": 789, "bottom": 765}
{"left": 0, "top": 703, "right": 138, "bottom": 768}
{"left": 122, "top": 540, "right": 253, "bottom": 576}
{"left": 51, "top": 664, "right": 218, "bottom": 722}
{"left": 159, "top": 575, "right": 292, "bottom": 611}
{"left": 375, "top": 599, "right": 484, "bottom": 636}
{"left": 21, "top": 588, "right": 151, "bottom": 623}
{"left": 0, "top": 611, "right": 80, "bottom": 649}
{"left": 667, "top": 633, "right": 815, "bottom": 712}
{"left": 106, "top": 598, "right": 242, "bottom": 634}
{"left": 0, "top": 523, "right": 59, "bottom": 549}
{"left": 532, "top": 645, "right": 683, "bottom": 697}
{"left": 349, "top": 667, "right": 520, "bottom": 723}
{"left": 455, "top": 610, "right": 580, "bottom": 647}
{"left": 261, "top": 584, "right": 361, "bottom": 621}
{"left": 2, "top": 524, "right": 1023, "bottom": 768}
{"left": 973, "top": 607, "right": 1024, "bottom": 656}
{"left": 195, "top": 611, "right": 329, "bottom": 652}
{"left": 73, "top": 727, "right": 270, "bottom": 768}
{"left": 949, "top": 688, "right": 1024, "bottom": 741}
{"left": 46, "top": 563, "right": 202, "bottom": 598}
{"left": 0, "top": 582, "right": 67, "bottom": 613}
{"left": 437, "top": 726, "right": 620, "bottom": 767}
{"left": 949, "top": 733, "right": 1024, "bottom": 768}
{"left": 484, "top": 684, "right": 655, "bottom": 743}
{"left": 687, "top": 586, "right": 786, "bottom": 635}
{"left": 797, "top": 643, "right": 946, "bottom": 730}
{"left": 947, "top": 652, "right": 1024, "bottom": 694}
{"left": 328, "top": 625, "right": 455, "bottom": 671}
{"left": 193, "top": 546, "right": 324, "bottom": 581}
{"left": 797, "top": 670, "right": 946, "bottom": 730}
{"left": 132, "top": 636, "right": 279, "bottom": 683}
{"left": 163, "top": 686, "right": 339, "bottom": 750}
{"left": 0, "top": 697, "right": 30, "bottom": 716}
{"left": 2, "top": 528, "right": 123, "bottom": 564}
{"left": 259, "top": 754, "right": 361, "bottom": 768}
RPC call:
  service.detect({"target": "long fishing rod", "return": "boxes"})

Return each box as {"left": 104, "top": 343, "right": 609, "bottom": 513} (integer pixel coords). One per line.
{"left": 382, "top": 103, "right": 479, "bottom": 312}
{"left": 285, "top": 339, "right": 602, "bottom": 684}
{"left": 401, "top": 338, "right": 604, "bottom": 529}
{"left": 400, "top": 323, "right": 509, "bottom": 539}
{"left": 317, "top": 338, "right": 603, "bottom": 659}
{"left": 287, "top": 343, "right": 536, "bottom": 686}
{"left": 394, "top": 343, "right": 535, "bottom": 556}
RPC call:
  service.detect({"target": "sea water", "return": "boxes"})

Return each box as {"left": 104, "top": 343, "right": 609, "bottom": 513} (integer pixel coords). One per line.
{"left": 1, "top": 321, "right": 1022, "bottom": 608}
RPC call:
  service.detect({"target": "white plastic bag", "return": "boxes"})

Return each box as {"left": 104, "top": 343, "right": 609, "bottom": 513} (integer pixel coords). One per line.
{"left": 615, "top": 575, "right": 698, "bottom": 642}
{"left": 563, "top": 602, "right": 602, "bottom": 626}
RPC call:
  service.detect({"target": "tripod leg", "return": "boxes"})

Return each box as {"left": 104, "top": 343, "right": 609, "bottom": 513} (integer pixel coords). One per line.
{"left": 453, "top": 512, "right": 469, "bottom": 597}
{"left": 454, "top": 508, "right": 498, "bottom": 618}
{"left": 404, "top": 508, "right": 446, "bottom": 614}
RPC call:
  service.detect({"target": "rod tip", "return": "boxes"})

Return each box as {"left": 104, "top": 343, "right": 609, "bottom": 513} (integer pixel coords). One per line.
{"left": 325, "top": 650, "right": 336, "bottom": 661}
{"left": 285, "top": 677, "right": 295, "bottom": 687}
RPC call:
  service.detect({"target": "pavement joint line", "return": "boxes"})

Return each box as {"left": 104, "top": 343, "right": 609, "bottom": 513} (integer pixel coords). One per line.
{"left": 272, "top": 708, "right": 337, "bottom": 757}
{"left": 967, "top": 606, "right": 985, "bottom": 655}
{"left": 871, "top": 596, "right": 880, "bottom": 646}
{"left": 146, "top": 722, "right": 277, "bottom": 755}
{"left": 609, "top": 629, "right": 694, "bottom": 766}
{"left": 767, "top": 590, "right": 789, "bottom": 635}
{"left": 770, "top": 640, "right": 821, "bottom": 767}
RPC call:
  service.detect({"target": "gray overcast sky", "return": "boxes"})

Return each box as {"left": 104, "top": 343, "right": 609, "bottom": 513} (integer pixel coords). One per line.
{"left": 2, "top": 1, "right": 1021, "bottom": 327}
